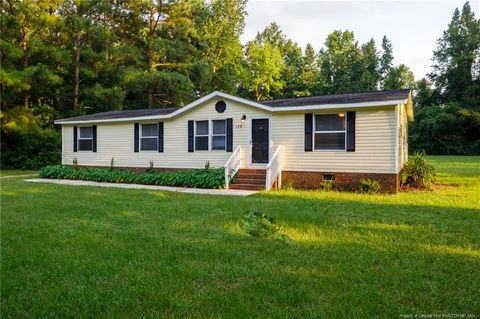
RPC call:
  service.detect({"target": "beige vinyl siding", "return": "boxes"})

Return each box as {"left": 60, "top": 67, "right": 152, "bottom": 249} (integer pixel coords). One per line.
{"left": 272, "top": 108, "right": 396, "bottom": 174}
{"left": 62, "top": 98, "right": 269, "bottom": 168}
{"left": 62, "top": 98, "right": 398, "bottom": 174}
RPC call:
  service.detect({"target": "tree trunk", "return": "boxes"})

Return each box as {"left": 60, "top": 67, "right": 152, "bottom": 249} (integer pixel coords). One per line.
{"left": 148, "top": 87, "right": 153, "bottom": 108}
{"left": 255, "top": 90, "right": 261, "bottom": 101}
{"left": 104, "top": 12, "right": 110, "bottom": 62}
{"left": 23, "top": 93, "right": 29, "bottom": 109}
{"left": 74, "top": 29, "right": 81, "bottom": 113}
{"left": 21, "top": 26, "right": 29, "bottom": 109}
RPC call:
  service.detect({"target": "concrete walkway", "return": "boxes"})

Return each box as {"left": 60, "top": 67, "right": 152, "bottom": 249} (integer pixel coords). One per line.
{"left": 25, "top": 178, "right": 258, "bottom": 197}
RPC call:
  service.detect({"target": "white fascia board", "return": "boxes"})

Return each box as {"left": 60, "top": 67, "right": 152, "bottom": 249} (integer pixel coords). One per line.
{"left": 55, "top": 114, "right": 172, "bottom": 125}
{"left": 270, "top": 99, "right": 407, "bottom": 112}
{"left": 54, "top": 91, "right": 407, "bottom": 125}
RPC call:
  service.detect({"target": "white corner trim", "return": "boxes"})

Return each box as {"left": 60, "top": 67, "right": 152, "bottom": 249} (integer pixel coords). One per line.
{"left": 394, "top": 105, "right": 399, "bottom": 174}
{"left": 54, "top": 90, "right": 408, "bottom": 125}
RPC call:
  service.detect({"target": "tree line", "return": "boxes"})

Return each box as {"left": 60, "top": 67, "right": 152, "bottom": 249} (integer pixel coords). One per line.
{"left": 1, "top": 0, "right": 479, "bottom": 169}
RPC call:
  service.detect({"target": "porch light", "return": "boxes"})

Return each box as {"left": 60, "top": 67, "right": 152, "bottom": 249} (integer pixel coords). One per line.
{"left": 338, "top": 113, "right": 345, "bottom": 117}
{"left": 241, "top": 115, "right": 246, "bottom": 124}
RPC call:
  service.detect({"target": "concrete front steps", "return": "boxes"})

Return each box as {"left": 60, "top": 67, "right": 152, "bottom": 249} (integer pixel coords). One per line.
{"left": 229, "top": 168, "right": 266, "bottom": 190}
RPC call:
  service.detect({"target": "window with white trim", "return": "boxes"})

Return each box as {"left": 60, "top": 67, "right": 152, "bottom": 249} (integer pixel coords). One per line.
{"left": 140, "top": 123, "right": 158, "bottom": 151}
{"left": 212, "top": 120, "right": 226, "bottom": 150}
{"left": 314, "top": 113, "right": 346, "bottom": 150}
{"left": 195, "top": 120, "right": 209, "bottom": 151}
{"left": 78, "top": 126, "right": 93, "bottom": 151}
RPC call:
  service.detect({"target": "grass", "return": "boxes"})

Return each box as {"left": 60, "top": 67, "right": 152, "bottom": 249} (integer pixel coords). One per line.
{"left": 0, "top": 170, "right": 37, "bottom": 177}
{"left": 1, "top": 156, "right": 479, "bottom": 318}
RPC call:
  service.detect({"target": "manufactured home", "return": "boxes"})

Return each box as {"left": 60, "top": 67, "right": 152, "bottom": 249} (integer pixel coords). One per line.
{"left": 55, "top": 89, "right": 413, "bottom": 192}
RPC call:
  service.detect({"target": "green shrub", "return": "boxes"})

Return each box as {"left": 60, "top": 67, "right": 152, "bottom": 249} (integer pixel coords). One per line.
{"left": 1, "top": 107, "right": 61, "bottom": 169}
{"left": 39, "top": 165, "right": 226, "bottom": 189}
{"left": 242, "top": 210, "right": 289, "bottom": 242}
{"left": 400, "top": 152, "right": 436, "bottom": 188}
{"left": 359, "top": 179, "right": 381, "bottom": 194}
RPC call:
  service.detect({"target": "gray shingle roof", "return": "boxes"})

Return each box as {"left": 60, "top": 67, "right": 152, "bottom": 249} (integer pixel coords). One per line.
{"left": 57, "top": 107, "right": 180, "bottom": 122}
{"left": 260, "top": 89, "right": 411, "bottom": 107}
{"left": 56, "top": 90, "right": 410, "bottom": 123}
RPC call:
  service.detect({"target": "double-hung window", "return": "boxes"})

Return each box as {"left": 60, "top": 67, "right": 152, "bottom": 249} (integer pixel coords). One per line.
{"left": 195, "top": 120, "right": 209, "bottom": 151}
{"left": 78, "top": 126, "right": 93, "bottom": 151}
{"left": 212, "top": 120, "right": 226, "bottom": 150}
{"left": 140, "top": 124, "right": 158, "bottom": 151}
{"left": 314, "top": 114, "right": 346, "bottom": 150}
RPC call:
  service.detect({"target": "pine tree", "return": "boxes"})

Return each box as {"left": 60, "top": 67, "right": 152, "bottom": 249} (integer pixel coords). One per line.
{"left": 429, "top": 1, "right": 480, "bottom": 109}
{"left": 379, "top": 35, "right": 394, "bottom": 89}
{"left": 359, "top": 39, "right": 380, "bottom": 91}
{"left": 0, "top": 0, "right": 63, "bottom": 110}
{"left": 294, "top": 43, "right": 320, "bottom": 97}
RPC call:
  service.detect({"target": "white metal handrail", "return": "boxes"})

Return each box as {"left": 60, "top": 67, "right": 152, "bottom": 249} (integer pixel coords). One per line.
{"left": 265, "top": 145, "right": 282, "bottom": 190}
{"left": 224, "top": 145, "right": 242, "bottom": 189}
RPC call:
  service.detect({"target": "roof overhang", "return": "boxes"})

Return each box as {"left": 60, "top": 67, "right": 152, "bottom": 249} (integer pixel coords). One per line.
{"left": 55, "top": 91, "right": 411, "bottom": 125}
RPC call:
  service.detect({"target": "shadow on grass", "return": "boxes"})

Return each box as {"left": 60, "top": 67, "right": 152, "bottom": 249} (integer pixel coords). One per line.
{"left": 158, "top": 215, "right": 480, "bottom": 317}
{"left": 1, "top": 177, "right": 479, "bottom": 317}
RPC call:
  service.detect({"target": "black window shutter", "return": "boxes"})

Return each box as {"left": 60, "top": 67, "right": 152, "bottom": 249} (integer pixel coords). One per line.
{"left": 92, "top": 125, "right": 97, "bottom": 152}
{"left": 188, "top": 120, "right": 194, "bottom": 152}
{"left": 304, "top": 114, "right": 313, "bottom": 151}
{"left": 134, "top": 123, "right": 139, "bottom": 152}
{"left": 226, "top": 118, "right": 233, "bottom": 152}
{"left": 158, "top": 122, "right": 164, "bottom": 152}
{"left": 73, "top": 126, "right": 78, "bottom": 152}
{"left": 346, "top": 111, "right": 356, "bottom": 152}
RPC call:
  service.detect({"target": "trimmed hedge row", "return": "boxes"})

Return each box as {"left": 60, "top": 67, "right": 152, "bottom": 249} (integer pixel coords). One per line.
{"left": 39, "top": 165, "right": 225, "bottom": 189}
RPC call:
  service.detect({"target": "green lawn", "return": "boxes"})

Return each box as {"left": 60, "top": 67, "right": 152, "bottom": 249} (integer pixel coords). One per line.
{"left": 1, "top": 156, "right": 479, "bottom": 318}
{"left": 0, "top": 170, "right": 38, "bottom": 177}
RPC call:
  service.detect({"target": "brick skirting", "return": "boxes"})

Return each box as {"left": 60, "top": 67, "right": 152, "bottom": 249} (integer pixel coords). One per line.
{"left": 73, "top": 165, "right": 399, "bottom": 193}
{"left": 282, "top": 171, "right": 399, "bottom": 193}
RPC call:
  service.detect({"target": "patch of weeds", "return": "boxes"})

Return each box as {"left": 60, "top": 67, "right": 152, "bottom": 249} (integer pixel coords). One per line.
{"left": 242, "top": 210, "right": 290, "bottom": 243}
{"left": 147, "top": 160, "right": 155, "bottom": 173}
{"left": 110, "top": 157, "right": 115, "bottom": 171}
{"left": 72, "top": 157, "right": 78, "bottom": 169}
{"left": 359, "top": 178, "right": 381, "bottom": 194}
{"left": 319, "top": 180, "right": 334, "bottom": 191}
{"left": 281, "top": 180, "right": 294, "bottom": 190}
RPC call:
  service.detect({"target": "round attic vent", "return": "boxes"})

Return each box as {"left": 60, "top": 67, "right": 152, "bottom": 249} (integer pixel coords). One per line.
{"left": 215, "top": 100, "right": 226, "bottom": 113}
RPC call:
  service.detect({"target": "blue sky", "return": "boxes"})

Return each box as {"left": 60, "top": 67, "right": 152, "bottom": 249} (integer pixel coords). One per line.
{"left": 240, "top": 0, "right": 479, "bottom": 80}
